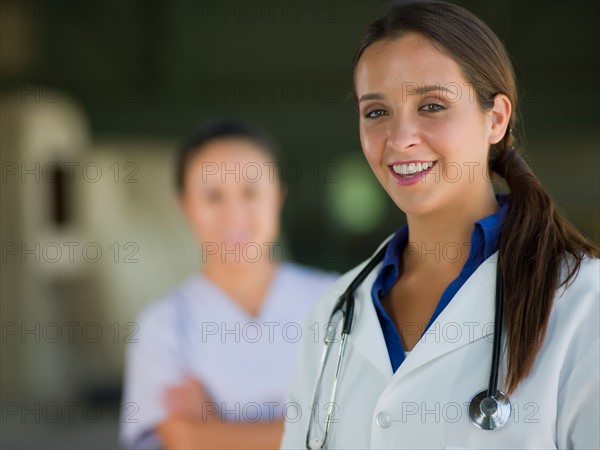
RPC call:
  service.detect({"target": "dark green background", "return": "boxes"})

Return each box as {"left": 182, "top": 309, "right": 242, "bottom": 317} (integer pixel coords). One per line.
{"left": 6, "top": 0, "right": 599, "bottom": 270}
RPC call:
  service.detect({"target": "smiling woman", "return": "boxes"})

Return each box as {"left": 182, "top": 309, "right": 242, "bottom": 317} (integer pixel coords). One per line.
{"left": 355, "top": 32, "right": 511, "bottom": 218}
{"left": 281, "top": 1, "right": 600, "bottom": 449}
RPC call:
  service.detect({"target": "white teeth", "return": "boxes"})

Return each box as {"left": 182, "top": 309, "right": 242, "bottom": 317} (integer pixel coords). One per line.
{"left": 392, "top": 161, "right": 434, "bottom": 175}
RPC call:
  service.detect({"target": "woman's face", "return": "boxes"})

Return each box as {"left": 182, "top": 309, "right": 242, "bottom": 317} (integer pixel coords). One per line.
{"left": 354, "top": 32, "right": 509, "bottom": 217}
{"left": 180, "top": 138, "right": 284, "bottom": 263}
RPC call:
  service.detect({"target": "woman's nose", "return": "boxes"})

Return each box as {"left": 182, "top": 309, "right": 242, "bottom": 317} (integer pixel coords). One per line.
{"left": 220, "top": 195, "right": 249, "bottom": 226}
{"left": 386, "top": 116, "right": 421, "bottom": 152}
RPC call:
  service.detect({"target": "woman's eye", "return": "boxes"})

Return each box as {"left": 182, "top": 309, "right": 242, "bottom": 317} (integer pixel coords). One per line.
{"left": 419, "top": 103, "right": 445, "bottom": 113}
{"left": 364, "top": 109, "right": 387, "bottom": 120}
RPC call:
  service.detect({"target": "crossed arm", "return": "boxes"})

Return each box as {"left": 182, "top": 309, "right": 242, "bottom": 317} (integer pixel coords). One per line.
{"left": 156, "top": 375, "right": 284, "bottom": 450}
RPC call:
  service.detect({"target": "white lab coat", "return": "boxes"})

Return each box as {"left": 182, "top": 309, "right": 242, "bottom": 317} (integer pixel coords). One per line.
{"left": 281, "top": 238, "right": 600, "bottom": 449}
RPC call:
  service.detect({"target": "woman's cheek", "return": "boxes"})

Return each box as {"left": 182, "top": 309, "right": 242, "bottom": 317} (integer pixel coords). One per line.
{"left": 194, "top": 209, "right": 221, "bottom": 242}
{"left": 255, "top": 201, "right": 281, "bottom": 241}
{"left": 360, "top": 137, "right": 380, "bottom": 167}
{"left": 363, "top": 126, "right": 387, "bottom": 157}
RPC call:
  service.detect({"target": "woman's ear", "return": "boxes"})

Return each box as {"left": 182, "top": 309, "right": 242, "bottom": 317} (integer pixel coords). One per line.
{"left": 488, "top": 93, "right": 512, "bottom": 145}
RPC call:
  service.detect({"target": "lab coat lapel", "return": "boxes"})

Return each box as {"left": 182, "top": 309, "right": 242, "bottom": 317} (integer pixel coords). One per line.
{"left": 393, "top": 251, "right": 499, "bottom": 380}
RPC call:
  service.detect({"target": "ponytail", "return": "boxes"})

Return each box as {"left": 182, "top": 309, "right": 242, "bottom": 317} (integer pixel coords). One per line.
{"left": 490, "top": 132, "right": 599, "bottom": 394}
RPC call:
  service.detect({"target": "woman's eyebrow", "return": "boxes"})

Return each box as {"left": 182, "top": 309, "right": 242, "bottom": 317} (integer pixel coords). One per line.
{"left": 358, "top": 85, "right": 453, "bottom": 103}
{"left": 409, "top": 84, "right": 453, "bottom": 96}
{"left": 358, "top": 92, "right": 386, "bottom": 103}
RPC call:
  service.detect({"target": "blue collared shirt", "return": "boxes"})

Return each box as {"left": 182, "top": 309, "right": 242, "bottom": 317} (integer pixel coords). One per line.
{"left": 371, "top": 193, "right": 510, "bottom": 372}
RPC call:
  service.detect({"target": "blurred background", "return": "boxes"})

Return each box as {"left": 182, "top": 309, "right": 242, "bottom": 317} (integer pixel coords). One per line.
{"left": 1, "top": 0, "right": 598, "bottom": 448}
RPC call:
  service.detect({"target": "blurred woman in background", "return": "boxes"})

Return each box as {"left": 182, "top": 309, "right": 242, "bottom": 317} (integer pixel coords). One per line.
{"left": 120, "top": 119, "right": 337, "bottom": 449}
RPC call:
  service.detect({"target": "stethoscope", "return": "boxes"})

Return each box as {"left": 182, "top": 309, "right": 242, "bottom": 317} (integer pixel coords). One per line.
{"left": 306, "top": 243, "right": 512, "bottom": 450}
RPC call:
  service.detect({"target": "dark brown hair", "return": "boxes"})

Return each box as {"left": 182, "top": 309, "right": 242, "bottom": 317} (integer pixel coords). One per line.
{"left": 353, "top": 0, "right": 599, "bottom": 394}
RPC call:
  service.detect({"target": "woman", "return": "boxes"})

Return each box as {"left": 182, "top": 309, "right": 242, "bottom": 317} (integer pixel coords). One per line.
{"left": 120, "top": 119, "right": 337, "bottom": 449}
{"left": 281, "top": 2, "right": 599, "bottom": 449}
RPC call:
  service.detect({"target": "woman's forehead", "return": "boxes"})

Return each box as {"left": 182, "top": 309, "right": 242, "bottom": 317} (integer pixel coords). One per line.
{"left": 189, "top": 138, "right": 274, "bottom": 165}
{"left": 355, "top": 34, "right": 466, "bottom": 95}
{"left": 186, "top": 139, "right": 279, "bottom": 187}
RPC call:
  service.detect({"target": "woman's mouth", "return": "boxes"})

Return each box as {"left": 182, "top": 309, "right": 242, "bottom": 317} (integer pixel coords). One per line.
{"left": 389, "top": 161, "right": 437, "bottom": 186}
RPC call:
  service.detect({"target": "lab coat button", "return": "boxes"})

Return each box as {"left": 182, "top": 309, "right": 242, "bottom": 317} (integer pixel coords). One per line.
{"left": 376, "top": 411, "right": 391, "bottom": 429}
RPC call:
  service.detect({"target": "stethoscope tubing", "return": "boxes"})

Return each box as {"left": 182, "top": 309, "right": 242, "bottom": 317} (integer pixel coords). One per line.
{"left": 488, "top": 259, "right": 504, "bottom": 397}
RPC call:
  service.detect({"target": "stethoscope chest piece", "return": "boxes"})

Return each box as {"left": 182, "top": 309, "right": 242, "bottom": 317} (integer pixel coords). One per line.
{"left": 468, "top": 389, "right": 512, "bottom": 430}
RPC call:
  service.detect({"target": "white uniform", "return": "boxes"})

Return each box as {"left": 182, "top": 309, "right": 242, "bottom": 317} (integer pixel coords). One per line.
{"left": 281, "top": 238, "right": 600, "bottom": 449}
{"left": 120, "top": 262, "right": 337, "bottom": 449}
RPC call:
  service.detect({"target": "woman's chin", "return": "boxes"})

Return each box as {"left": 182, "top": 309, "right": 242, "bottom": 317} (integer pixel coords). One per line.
{"left": 390, "top": 193, "right": 437, "bottom": 217}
